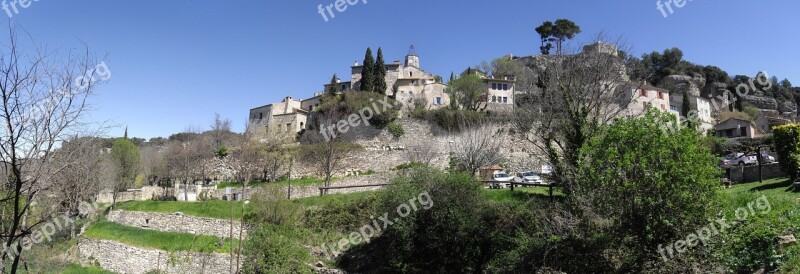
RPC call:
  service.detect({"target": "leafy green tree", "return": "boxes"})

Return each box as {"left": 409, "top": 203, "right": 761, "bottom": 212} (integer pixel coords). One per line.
{"left": 576, "top": 109, "right": 719, "bottom": 267}
{"left": 449, "top": 73, "right": 488, "bottom": 112}
{"left": 110, "top": 137, "right": 141, "bottom": 206}
{"left": 773, "top": 124, "right": 800, "bottom": 180}
{"left": 703, "top": 65, "right": 731, "bottom": 84}
{"left": 374, "top": 47, "right": 387, "bottom": 94}
{"left": 361, "top": 47, "right": 375, "bottom": 92}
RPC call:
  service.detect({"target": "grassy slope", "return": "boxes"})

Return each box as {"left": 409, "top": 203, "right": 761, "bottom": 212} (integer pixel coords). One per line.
{"left": 116, "top": 200, "right": 249, "bottom": 219}
{"left": 84, "top": 221, "right": 238, "bottom": 253}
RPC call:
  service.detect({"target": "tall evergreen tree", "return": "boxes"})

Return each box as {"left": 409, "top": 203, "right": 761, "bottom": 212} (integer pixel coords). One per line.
{"left": 327, "top": 74, "right": 338, "bottom": 95}
{"left": 681, "top": 90, "right": 696, "bottom": 129}
{"left": 361, "top": 48, "right": 375, "bottom": 92}
{"left": 374, "top": 47, "right": 387, "bottom": 94}
{"left": 449, "top": 72, "right": 455, "bottom": 83}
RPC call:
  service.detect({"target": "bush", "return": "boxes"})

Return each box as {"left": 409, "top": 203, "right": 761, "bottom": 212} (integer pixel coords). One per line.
{"left": 576, "top": 109, "right": 720, "bottom": 269}
{"left": 773, "top": 124, "right": 800, "bottom": 180}
{"left": 314, "top": 92, "right": 400, "bottom": 130}
{"left": 387, "top": 122, "right": 404, "bottom": 138}
{"left": 412, "top": 108, "right": 487, "bottom": 132}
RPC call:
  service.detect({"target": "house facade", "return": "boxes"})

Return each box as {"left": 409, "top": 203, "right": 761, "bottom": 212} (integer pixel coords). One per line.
{"left": 670, "top": 93, "right": 714, "bottom": 133}
{"left": 714, "top": 118, "right": 765, "bottom": 138}
{"left": 248, "top": 96, "right": 308, "bottom": 136}
{"left": 618, "top": 82, "right": 672, "bottom": 117}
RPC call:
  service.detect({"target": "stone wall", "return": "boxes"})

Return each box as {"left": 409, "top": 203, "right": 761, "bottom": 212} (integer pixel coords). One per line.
{"left": 107, "top": 210, "right": 247, "bottom": 239}
{"left": 294, "top": 119, "right": 547, "bottom": 178}
{"left": 727, "top": 163, "right": 786, "bottom": 183}
{"left": 96, "top": 186, "right": 166, "bottom": 204}
{"left": 78, "top": 238, "right": 239, "bottom": 274}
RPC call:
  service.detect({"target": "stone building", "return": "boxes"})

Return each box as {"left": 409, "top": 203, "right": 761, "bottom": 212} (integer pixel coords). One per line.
{"left": 325, "top": 45, "right": 451, "bottom": 110}
{"left": 459, "top": 67, "right": 516, "bottom": 112}
{"left": 248, "top": 96, "right": 309, "bottom": 136}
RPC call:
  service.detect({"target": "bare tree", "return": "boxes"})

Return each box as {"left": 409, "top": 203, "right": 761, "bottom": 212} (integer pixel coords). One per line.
{"left": 49, "top": 136, "right": 103, "bottom": 236}
{"left": 210, "top": 112, "right": 233, "bottom": 149}
{"left": 302, "top": 107, "right": 357, "bottom": 190}
{"left": 405, "top": 138, "right": 440, "bottom": 166}
{"left": 512, "top": 35, "right": 640, "bottom": 194}
{"left": 451, "top": 124, "right": 506, "bottom": 176}
{"left": 0, "top": 27, "right": 105, "bottom": 271}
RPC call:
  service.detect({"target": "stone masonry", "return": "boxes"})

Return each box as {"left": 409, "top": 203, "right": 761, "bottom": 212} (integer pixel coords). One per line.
{"left": 107, "top": 210, "right": 248, "bottom": 239}
{"left": 78, "top": 238, "right": 239, "bottom": 274}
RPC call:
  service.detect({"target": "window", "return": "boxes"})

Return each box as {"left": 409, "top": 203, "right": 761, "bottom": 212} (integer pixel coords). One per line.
{"left": 259, "top": 113, "right": 263, "bottom": 119}
{"left": 503, "top": 97, "right": 508, "bottom": 103}
{"left": 435, "top": 97, "right": 443, "bottom": 105}
{"left": 286, "top": 123, "right": 291, "bottom": 133}
{"left": 503, "top": 84, "right": 508, "bottom": 90}
{"left": 740, "top": 127, "right": 747, "bottom": 137}
{"left": 342, "top": 84, "right": 346, "bottom": 90}
{"left": 642, "top": 102, "right": 647, "bottom": 109}
{"left": 410, "top": 72, "right": 413, "bottom": 77}
{"left": 670, "top": 105, "right": 679, "bottom": 111}
{"left": 658, "top": 92, "right": 664, "bottom": 100}
{"left": 300, "top": 122, "right": 305, "bottom": 129}
{"left": 640, "top": 89, "right": 647, "bottom": 97}
{"left": 492, "top": 83, "right": 497, "bottom": 90}
{"left": 661, "top": 104, "right": 666, "bottom": 110}
{"left": 492, "top": 96, "right": 497, "bottom": 103}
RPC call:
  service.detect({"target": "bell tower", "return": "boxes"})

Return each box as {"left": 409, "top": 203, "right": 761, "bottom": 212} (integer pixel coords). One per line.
{"left": 405, "top": 45, "right": 420, "bottom": 68}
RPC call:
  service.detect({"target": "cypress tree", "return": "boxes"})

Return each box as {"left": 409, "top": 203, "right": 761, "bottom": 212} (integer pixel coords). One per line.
{"left": 374, "top": 47, "right": 387, "bottom": 94}
{"left": 361, "top": 48, "right": 375, "bottom": 92}
{"left": 449, "top": 72, "right": 455, "bottom": 84}
{"left": 327, "top": 74, "right": 338, "bottom": 95}
{"left": 681, "top": 90, "right": 695, "bottom": 129}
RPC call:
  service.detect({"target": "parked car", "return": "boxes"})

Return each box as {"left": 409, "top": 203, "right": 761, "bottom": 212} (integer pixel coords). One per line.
{"left": 721, "top": 153, "right": 758, "bottom": 167}
{"left": 514, "top": 171, "right": 544, "bottom": 184}
{"left": 489, "top": 172, "right": 513, "bottom": 189}
{"left": 748, "top": 152, "right": 777, "bottom": 164}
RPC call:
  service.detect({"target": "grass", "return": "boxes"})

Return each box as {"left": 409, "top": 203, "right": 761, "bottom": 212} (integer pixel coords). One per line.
{"left": 292, "top": 191, "right": 377, "bottom": 207}
{"left": 116, "top": 200, "right": 250, "bottom": 219}
{"left": 84, "top": 220, "right": 238, "bottom": 253}
{"left": 482, "top": 185, "right": 564, "bottom": 203}
{"left": 62, "top": 264, "right": 115, "bottom": 274}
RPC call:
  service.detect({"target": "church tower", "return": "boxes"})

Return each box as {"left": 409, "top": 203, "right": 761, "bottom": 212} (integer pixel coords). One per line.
{"left": 405, "top": 45, "right": 420, "bottom": 68}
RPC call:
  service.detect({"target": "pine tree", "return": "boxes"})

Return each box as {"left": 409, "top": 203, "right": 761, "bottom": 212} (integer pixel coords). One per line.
{"left": 327, "top": 74, "right": 338, "bottom": 95}
{"left": 361, "top": 48, "right": 375, "bottom": 92}
{"left": 374, "top": 47, "right": 387, "bottom": 94}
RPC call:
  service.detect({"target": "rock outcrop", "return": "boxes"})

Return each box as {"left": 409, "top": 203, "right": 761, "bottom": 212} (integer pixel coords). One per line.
{"left": 660, "top": 75, "right": 706, "bottom": 97}
{"left": 743, "top": 95, "right": 778, "bottom": 110}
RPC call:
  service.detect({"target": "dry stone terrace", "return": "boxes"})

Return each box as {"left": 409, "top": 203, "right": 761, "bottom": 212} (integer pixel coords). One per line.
{"left": 107, "top": 210, "right": 248, "bottom": 238}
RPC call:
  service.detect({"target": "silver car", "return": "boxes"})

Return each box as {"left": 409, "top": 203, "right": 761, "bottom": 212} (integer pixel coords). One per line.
{"left": 514, "top": 171, "right": 543, "bottom": 184}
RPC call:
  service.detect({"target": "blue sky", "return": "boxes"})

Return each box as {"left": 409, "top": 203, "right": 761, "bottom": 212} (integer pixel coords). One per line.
{"left": 7, "top": 0, "right": 799, "bottom": 139}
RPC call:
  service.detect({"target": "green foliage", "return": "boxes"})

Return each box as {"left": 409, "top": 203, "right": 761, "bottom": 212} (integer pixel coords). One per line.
{"left": 110, "top": 137, "right": 142, "bottom": 192}
{"left": 327, "top": 74, "right": 338, "bottom": 94}
{"left": 85, "top": 221, "right": 238, "bottom": 253}
{"left": 387, "top": 122, "right": 404, "bottom": 138}
{"left": 535, "top": 19, "right": 581, "bottom": 55}
{"left": 450, "top": 72, "right": 489, "bottom": 112}
{"left": 412, "top": 107, "right": 488, "bottom": 132}
{"left": 315, "top": 91, "right": 399, "bottom": 130}
{"left": 773, "top": 124, "right": 800, "bottom": 180}
{"left": 361, "top": 48, "right": 375, "bottom": 92}
{"left": 214, "top": 145, "right": 229, "bottom": 158}
{"left": 374, "top": 47, "right": 387, "bottom": 94}
{"left": 576, "top": 109, "right": 720, "bottom": 265}
{"left": 242, "top": 224, "right": 316, "bottom": 273}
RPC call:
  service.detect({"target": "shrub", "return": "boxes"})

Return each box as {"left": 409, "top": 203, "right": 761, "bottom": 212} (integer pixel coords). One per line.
{"left": 773, "top": 123, "right": 800, "bottom": 180}
{"left": 412, "top": 108, "right": 487, "bottom": 132}
{"left": 387, "top": 122, "right": 405, "bottom": 138}
{"left": 314, "top": 92, "right": 400, "bottom": 130}
{"left": 576, "top": 109, "right": 720, "bottom": 269}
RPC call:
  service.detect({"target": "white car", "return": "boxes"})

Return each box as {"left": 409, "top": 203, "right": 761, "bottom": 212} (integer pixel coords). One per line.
{"left": 490, "top": 172, "right": 513, "bottom": 189}
{"left": 514, "top": 171, "right": 543, "bottom": 184}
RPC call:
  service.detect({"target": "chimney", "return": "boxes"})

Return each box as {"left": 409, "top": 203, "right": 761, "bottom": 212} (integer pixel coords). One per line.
{"left": 354, "top": 60, "right": 359, "bottom": 66}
